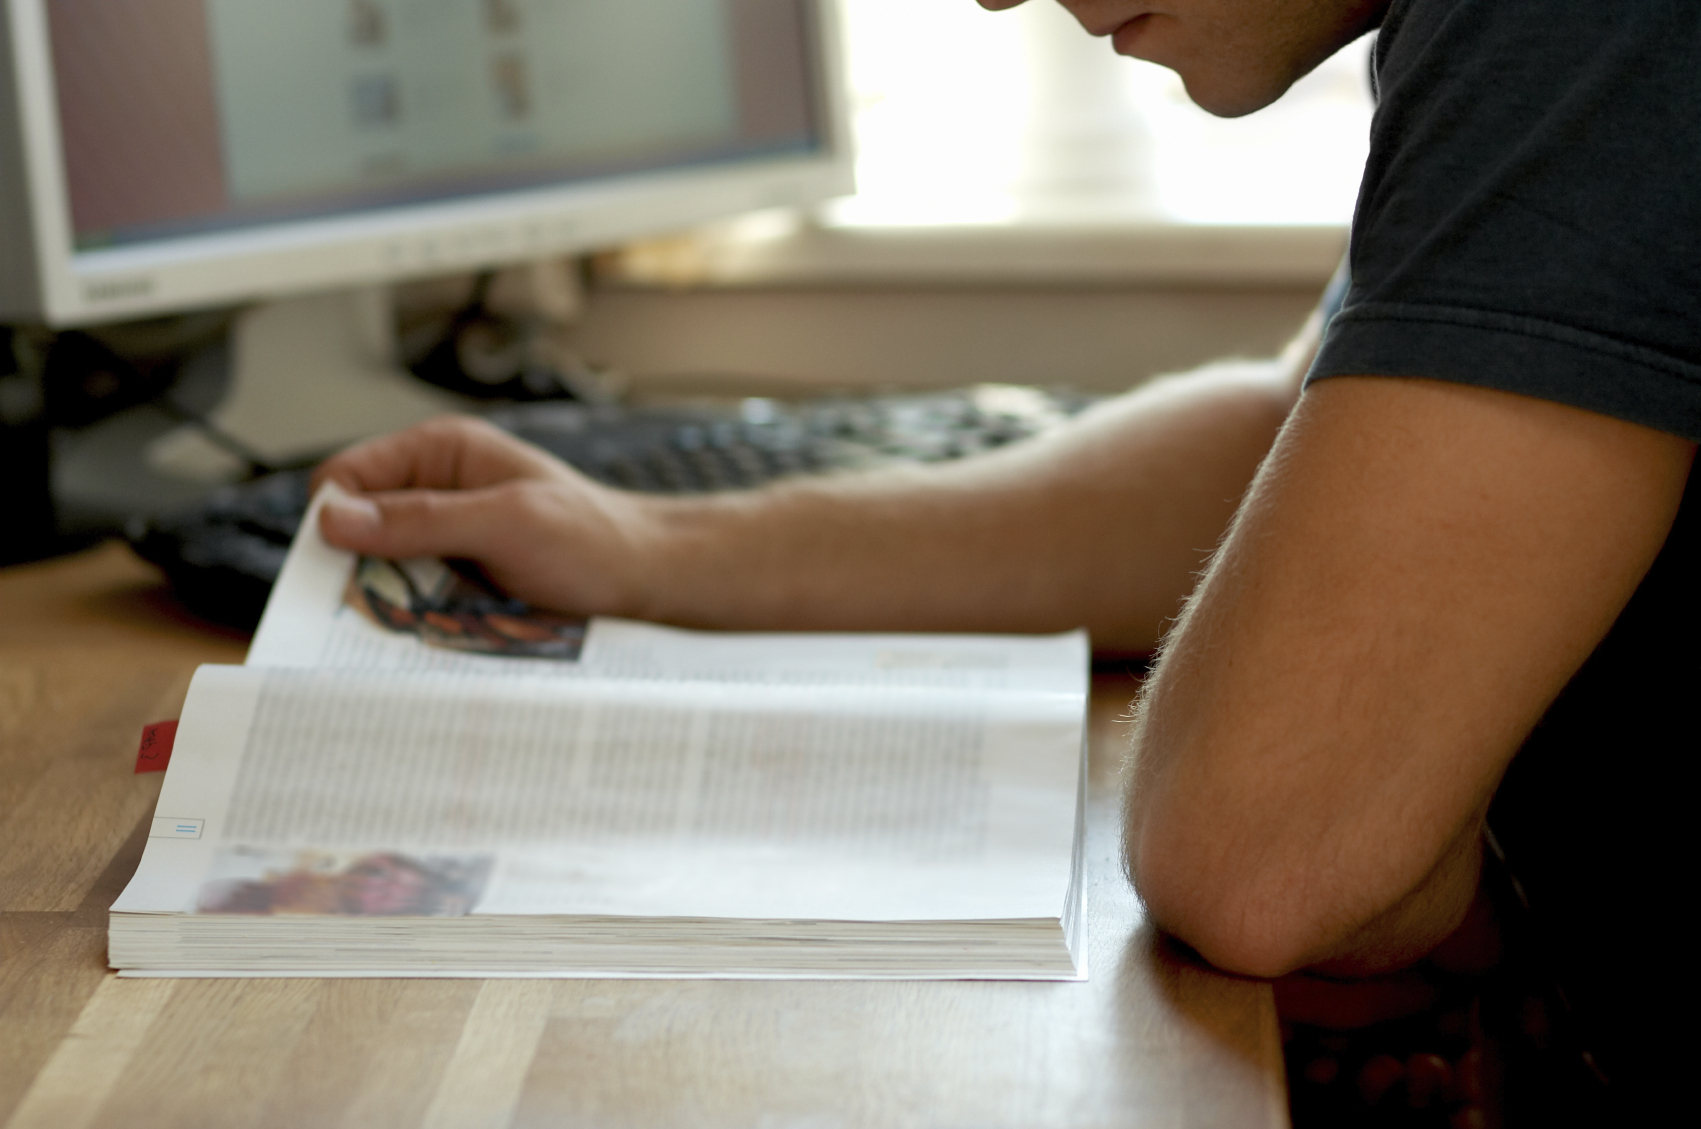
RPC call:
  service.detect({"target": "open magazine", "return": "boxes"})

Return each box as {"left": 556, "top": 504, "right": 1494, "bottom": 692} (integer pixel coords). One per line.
{"left": 110, "top": 487, "right": 1090, "bottom": 979}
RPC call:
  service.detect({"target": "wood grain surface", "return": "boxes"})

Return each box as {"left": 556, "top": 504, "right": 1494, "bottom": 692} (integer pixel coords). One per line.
{"left": 1, "top": 543, "right": 1287, "bottom": 1129}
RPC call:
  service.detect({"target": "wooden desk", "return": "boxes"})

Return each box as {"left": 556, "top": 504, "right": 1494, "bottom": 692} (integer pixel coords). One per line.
{"left": 0, "top": 544, "right": 1287, "bottom": 1129}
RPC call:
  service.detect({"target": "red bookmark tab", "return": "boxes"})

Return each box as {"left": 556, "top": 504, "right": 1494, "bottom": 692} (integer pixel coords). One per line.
{"left": 135, "top": 720, "right": 179, "bottom": 774}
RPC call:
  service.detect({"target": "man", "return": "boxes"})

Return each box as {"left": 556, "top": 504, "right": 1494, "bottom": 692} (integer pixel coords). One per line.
{"left": 319, "top": 0, "right": 1699, "bottom": 1116}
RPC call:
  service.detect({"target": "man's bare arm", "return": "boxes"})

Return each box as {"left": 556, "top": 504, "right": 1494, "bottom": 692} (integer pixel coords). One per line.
{"left": 1125, "top": 375, "right": 1695, "bottom": 979}
{"left": 317, "top": 315, "right": 1322, "bottom": 653}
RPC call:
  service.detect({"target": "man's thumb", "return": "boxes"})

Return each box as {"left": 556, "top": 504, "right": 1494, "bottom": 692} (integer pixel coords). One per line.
{"left": 320, "top": 494, "right": 384, "bottom": 546}
{"left": 319, "top": 489, "right": 494, "bottom": 560}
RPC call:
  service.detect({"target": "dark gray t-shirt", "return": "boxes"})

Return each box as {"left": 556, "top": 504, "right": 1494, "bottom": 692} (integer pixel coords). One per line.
{"left": 1306, "top": 0, "right": 1700, "bottom": 1106}
{"left": 1313, "top": 0, "right": 1701, "bottom": 430}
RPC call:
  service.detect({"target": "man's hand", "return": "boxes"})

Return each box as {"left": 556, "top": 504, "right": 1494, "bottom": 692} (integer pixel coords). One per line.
{"left": 1125, "top": 376, "right": 1695, "bottom": 980}
{"left": 313, "top": 416, "right": 660, "bottom": 616}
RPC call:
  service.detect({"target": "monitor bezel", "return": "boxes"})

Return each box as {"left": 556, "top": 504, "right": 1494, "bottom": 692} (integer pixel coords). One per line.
{"left": 1, "top": 0, "right": 855, "bottom": 327}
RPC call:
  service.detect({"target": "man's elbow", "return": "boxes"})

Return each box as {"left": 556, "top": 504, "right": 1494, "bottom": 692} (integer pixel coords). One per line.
{"left": 1127, "top": 828, "right": 1322, "bottom": 980}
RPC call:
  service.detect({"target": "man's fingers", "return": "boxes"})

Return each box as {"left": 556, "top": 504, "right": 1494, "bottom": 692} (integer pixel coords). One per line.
{"left": 314, "top": 416, "right": 562, "bottom": 495}
{"left": 312, "top": 421, "right": 644, "bottom": 615}
{"left": 320, "top": 485, "right": 528, "bottom": 562}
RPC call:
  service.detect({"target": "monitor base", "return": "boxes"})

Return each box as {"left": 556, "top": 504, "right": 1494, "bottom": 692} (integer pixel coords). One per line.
{"left": 145, "top": 287, "right": 461, "bottom": 482}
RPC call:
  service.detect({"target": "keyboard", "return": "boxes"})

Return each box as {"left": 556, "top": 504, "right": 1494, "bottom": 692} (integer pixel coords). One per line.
{"left": 127, "top": 384, "right": 1098, "bottom": 630}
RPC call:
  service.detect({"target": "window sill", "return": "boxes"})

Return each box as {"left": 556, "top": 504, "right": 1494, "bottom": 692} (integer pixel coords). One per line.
{"left": 600, "top": 220, "right": 1347, "bottom": 292}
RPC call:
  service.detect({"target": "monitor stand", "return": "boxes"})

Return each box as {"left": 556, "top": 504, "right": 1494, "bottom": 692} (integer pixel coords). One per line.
{"left": 144, "top": 286, "right": 462, "bottom": 482}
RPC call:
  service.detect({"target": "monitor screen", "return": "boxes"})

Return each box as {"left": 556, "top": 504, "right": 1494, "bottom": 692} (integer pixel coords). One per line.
{"left": 2, "top": 0, "right": 849, "bottom": 324}
{"left": 52, "top": 0, "right": 822, "bottom": 253}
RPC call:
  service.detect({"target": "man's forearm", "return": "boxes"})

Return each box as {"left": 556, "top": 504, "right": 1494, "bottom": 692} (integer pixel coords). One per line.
{"left": 625, "top": 358, "right": 1299, "bottom": 651}
{"left": 1124, "top": 376, "right": 1694, "bottom": 978}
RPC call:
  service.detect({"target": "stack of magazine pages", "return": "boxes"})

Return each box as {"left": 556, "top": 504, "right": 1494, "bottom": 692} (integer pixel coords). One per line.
{"left": 110, "top": 487, "right": 1090, "bottom": 979}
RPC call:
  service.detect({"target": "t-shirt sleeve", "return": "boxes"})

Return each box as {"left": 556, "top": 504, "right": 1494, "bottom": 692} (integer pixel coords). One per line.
{"left": 1308, "top": 0, "right": 1701, "bottom": 442}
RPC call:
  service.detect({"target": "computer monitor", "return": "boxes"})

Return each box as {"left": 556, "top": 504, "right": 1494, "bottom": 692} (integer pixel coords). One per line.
{"left": 0, "top": 0, "right": 852, "bottom": 469}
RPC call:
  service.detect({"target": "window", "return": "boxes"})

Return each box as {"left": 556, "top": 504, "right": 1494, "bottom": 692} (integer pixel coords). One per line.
{"left": 830, "top": 0, "right": 1375, "bottom": 228}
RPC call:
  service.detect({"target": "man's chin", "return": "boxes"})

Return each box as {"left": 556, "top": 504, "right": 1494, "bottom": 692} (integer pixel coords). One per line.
{"left": 1112, "top": 26, "right": 1289, "bottom": 119}
{"left": 1163, "top": 60, "right": 1292, "bottom": 118}
{"left": 1180, "top": 74, "right": 1288, "bottom": 119}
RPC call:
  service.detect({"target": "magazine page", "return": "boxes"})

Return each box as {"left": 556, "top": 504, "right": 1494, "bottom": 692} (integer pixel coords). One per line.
{"left": 249, "top": 484, "right": 1089, "bottom": 692}
{"left": 114, "top": 663, "right": 1085, "bottom": 926}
